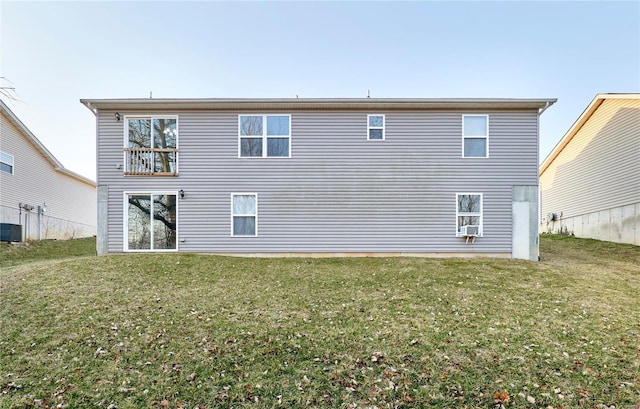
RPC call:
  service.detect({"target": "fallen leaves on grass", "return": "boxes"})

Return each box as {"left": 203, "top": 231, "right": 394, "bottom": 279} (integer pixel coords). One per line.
{"left": 493, "top": 390, "right": 510, "bottom": 407}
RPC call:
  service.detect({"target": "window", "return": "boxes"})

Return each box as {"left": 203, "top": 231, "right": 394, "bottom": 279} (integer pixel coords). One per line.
{"left": 239, "top": 115, "right": 290, "bottom": 157}
{"left": 456, "top": 193, "right": 483, "bottom": 236}
{"left": 367, "top": 114, "right": 385, "bottom": 140}
{"left": 462, "top": 115, "right": 488, "bottom": 157}
{"left": 126, "top": 193, "right": 177, "bottom": 251}
{"left": 125, "top": 116, "right": 178, "bottom": 175}
{"left": 231, "top": 193, "right": 257, "bottom": 236}
{"left": 0, "top": 151, "right": 14, "bottom": 174}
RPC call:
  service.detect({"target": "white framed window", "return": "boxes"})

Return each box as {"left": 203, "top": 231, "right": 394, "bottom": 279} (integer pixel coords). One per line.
{"left": 231, "top": 193, "right": 258, "bottom": 236}
{"left": 0, "top": 151, "right": 14, "bottom": 175}
{"left": 367, "top": 114, "right": 385, "bottom": 140}
{"left": 239, "top": 115, "right": 290, "bottom": 157}
{"left": 124, "top": 116, "right": 178, "bottom": 175}
{"left": 124, "top": 192, "right": 178, "bottom": 251}
{"left": 462, "top": 115, "right": 488, "bottom": 158}
{"left": 456, "top": 193, "right": 483, "bottom": 237}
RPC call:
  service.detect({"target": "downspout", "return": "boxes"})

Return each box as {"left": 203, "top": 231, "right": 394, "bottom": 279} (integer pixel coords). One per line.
{"left": 535, "top": 101, "right": 553, "bottom": 260}
{"left": 18, "top": 203, "right": 22, "bottom": 240}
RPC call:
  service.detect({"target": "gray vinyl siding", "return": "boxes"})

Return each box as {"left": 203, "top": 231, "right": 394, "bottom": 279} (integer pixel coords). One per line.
{"left": 540, "top": 99, "right": 640, "bottom": 219}
{"left": 97, "top": 109, "right": 539, "bottom": 253}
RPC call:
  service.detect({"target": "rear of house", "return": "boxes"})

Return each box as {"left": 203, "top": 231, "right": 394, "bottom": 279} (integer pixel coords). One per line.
{"left": 1, "top": 100, "right": 96, "bottom": 241}
{"left": 82, "top": 98, "right": 555, "bottom": 260}
{"left": 540, "top": 94, "right": 640, "bottom": 245}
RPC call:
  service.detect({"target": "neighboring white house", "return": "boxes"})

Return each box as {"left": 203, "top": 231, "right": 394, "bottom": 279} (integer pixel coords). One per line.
{"left": 540, "top": 93, "right": 640, "bottom": 245}
{"left": 0, "top": 100, "right": 97, "bottom": 241}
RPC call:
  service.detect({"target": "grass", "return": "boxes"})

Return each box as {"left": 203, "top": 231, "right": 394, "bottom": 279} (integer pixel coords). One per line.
{"left": 0, "top": 236, "right": 638, "bottom": 408}
{"left": 0, "top": 237, "right": 96, "bottom": 268}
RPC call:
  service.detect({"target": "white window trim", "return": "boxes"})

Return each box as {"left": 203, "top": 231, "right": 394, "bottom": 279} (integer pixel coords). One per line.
{"left": 230, "top": 192, "right": 258, "bottom": 237}
{"left": 238, "top": 114, "right": 291, "bottom": 158}
{"left": 123, "top": 191, "right": 179, "bottom": 252}
{"left": 367, "top": 114, "right": 385, "bottom": 141}
{"left": 462, "top": 114, "right": 489, "bottom": 158}
{"left": 456, "top": 192, "right": 483, "bottom": 237}
{"left": 123, "top": 115, "right": 180, "bottom": 175}
{"left": 0, "top": 151, "right": 14, "bottom": 175}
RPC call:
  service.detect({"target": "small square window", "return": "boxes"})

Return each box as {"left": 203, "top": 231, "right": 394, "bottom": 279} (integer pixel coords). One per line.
{"left": 367, "top": 114, "right": 385, "bottom": 140}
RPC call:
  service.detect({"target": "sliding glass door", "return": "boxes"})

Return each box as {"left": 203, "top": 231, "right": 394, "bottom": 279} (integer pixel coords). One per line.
{"left": 126, "top": 193, "right": 177, "bottom": 251}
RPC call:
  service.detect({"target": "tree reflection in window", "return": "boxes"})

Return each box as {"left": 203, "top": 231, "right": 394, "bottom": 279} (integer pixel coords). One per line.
{"left": 239, "top": 115, "right": 290, "bottom": 157}
{"left": 126, "top": 117, "right": 177, "bottom": 175}
{"left": 128, "top": 194, "right": 177, "bottom": 250}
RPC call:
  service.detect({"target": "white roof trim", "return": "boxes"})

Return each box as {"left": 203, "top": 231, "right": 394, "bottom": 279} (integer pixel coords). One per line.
{"left": 540, "top": 93, "right": 640, "bottom": 175}
{"left": 0, "top": 100, "right": 96, "bottom": 187}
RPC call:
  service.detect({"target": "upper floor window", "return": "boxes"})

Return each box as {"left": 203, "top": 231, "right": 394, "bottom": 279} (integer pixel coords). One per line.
{"left": 367, "top": 114, "right": 385, "bottom": 140}
{"left": 0, "top": 151, "right": 14, "bottom": 175}
{"left": 125, "top": 116, "right": 178, "bottom": 175}
{"left": 456, "top": 193, "right": 483, "bottom": 237}
{"left": 239, "top": 115, "right": 290, "bottom": 158}
{"left": 462, "top": 115, "right": 488, "bottom": 158}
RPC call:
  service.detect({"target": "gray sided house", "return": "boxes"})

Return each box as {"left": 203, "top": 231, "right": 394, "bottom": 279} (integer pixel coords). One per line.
{"left": 81, "top": 98, "right": 556, "bottom": 260}
{"left": 540, "top": 94, "right": 640, "bottom": 245}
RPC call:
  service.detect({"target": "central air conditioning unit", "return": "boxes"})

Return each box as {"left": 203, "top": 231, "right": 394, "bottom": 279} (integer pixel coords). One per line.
{"left": 460, "top": 225, "right": 480, "bottom": 236}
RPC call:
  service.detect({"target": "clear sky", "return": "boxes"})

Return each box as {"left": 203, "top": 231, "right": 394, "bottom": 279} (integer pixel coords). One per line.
{"left": 1, "top": 1, "right": 639, "bottom": 180}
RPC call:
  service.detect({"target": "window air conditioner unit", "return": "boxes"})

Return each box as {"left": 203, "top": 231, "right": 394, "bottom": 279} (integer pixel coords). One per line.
{"left": 460, "top": 225, "right": 480, "bottom": 236}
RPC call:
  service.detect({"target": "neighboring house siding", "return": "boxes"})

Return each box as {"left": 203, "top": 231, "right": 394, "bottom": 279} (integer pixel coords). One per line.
{"left": 97, "top": 109, "right": 539, "bottom": 254}
{"left": 0, "top": 110, "right": 96, "bottom": 239}
{"left": 540, "top": 98, "right": 640, "bottom": 244}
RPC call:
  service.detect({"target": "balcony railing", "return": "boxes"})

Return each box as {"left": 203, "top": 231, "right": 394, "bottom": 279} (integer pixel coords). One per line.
{"left": 124, "top": 147, "right": 178, "bottom": 176}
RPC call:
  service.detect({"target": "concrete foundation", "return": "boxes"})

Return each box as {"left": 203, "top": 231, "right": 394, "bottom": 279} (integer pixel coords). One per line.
{"left": 542, "top": 203, "right": 640, "bottom": 245}
{"left": 97, "top": 185, "right": 109, "bottom": 256}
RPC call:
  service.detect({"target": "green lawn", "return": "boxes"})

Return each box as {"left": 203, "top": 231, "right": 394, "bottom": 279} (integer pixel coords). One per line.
{"left": 1, "top": 236, "right": 638, "bottom": 408}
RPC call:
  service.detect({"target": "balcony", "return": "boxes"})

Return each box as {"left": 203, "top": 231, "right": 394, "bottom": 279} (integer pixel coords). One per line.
{"left": 124, "top": 148, "right": 178, "bottom": 176}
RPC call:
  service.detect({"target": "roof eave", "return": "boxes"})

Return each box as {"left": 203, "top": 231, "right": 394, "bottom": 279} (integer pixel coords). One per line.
{"left": 80, "top": 98, "right": 557, "bottom": 112}
{"left": 1, "top": 100, "right": 96, "bottom": 187}
{"left": 540, "top": 93, "right": 640, "bottom": 175}
{"left": 56, "top": 167, "right": 96, "bottom": 187}
{"left": 1, "top": 100, "right": 64, "bottom": 169}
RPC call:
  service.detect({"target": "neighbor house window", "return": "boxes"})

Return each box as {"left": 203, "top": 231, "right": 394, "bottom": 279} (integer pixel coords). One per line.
{"left": 462, "top": 115, "right": 488, "bottom": 157}
{"left": 0, "top": 151, "right": 14, "bottom": 174}
{"left": 239, "top": 115, "right": 290, "bottom": 157}
{"left": 125, "top": 116, "right": 178, "bottom": 175}
{"left": 456, "top": 193, "right": 483, "bottom": 236}
{"left": 231, "top": 193, "right": 257, "bottom": 236}
{"left": 126, "top": 193, "right": 177, "bottom": 251}
{"left": 367, "top": 114, "right": 385, "bottom": 140}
